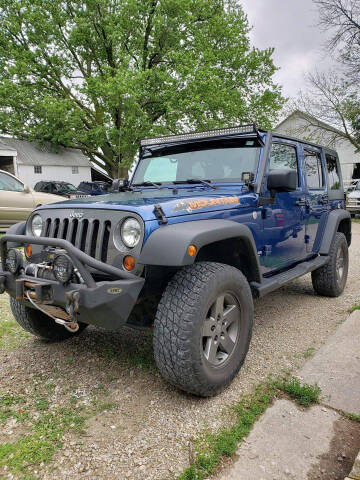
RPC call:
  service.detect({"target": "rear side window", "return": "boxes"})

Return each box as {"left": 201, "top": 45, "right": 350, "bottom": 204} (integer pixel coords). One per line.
{"left": 269, "top": 143, "right": 299, "bottom": 185}
{"left": 325, "top": 154, "right": 340, "bottom": 190}
{"left": 304, "top": 150, "right": 324, "bottom": 189}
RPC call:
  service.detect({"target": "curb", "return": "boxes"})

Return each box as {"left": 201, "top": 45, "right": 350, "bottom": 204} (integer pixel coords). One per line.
{"left": 345, "top": 449, "right": 360, "bottom": 480}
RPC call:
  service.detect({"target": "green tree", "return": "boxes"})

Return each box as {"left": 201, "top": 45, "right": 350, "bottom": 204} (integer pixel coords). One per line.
{"left": 0, "top": 0, "right": 284, "bottom": 176}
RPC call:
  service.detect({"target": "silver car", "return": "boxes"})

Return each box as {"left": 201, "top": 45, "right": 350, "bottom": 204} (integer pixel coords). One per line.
{"left": 346, "top": 180, "right": 360, "bottom": 217}
{"left": 0, "top": 169, "right": 60, "bottom": 231}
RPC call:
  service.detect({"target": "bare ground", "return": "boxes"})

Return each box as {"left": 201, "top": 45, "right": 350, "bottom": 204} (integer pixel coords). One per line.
{"left": 1, "top": 223, "right": 360, "bottom": 480}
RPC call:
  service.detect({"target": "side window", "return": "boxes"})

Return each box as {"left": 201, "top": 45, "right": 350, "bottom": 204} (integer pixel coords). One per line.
{"left": 269, "top": 143, "right": 299, "bottom": 185}
{"left": 325, "top": 154, "right": 340, "bottom": 190}
{"left": 42, "top": 184, "right": 52, "bottom": 192}
{"left": 0, "top": 172, "right": 24, "bottom": 192}
{"left": 143, "top": 157, "right": 177, "bottom": 183}
{"left": 304, "top": 150, "right": 324, "bottom": 189}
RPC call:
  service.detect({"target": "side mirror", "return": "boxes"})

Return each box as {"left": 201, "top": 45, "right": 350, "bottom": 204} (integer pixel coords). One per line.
{"left": 23, "top": 185, "right": 31, "bottom": 193}
{"left": 111, "top": 178, "right": 129, "bottom": 192}
{"left": 267, "top": 169, "right": 297, "bottom": 194}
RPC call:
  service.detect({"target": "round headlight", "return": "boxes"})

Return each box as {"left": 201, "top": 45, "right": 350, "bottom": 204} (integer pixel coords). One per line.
{"left": 31, "top": 214, "right": 43, "bottom": 237}
{"left": 121, "top": 218, "right": 141, "bottom": 248}
{"left": 53, "top": 254, "right": 73, "bottom": 283}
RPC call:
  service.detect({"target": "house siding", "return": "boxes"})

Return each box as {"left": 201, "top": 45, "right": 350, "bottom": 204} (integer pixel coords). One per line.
{"left": 17, "top": 164, "right": 91, "bottom": 188}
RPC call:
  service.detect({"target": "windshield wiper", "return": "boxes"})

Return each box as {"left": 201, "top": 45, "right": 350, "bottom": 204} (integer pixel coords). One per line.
{"left": 173, "top": 179, "right": 217, "bottom": 190}
{"left": 132, "top": 181, "right": 163, "bottom": 189}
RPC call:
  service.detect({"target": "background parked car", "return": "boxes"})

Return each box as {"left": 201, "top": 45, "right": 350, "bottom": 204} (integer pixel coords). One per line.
{"left": 0, "top": 170, "right": 60, "bottom": 231}
{"left": 78, "top": 181, "right": 110, "bottom": 196}
{"left": 345, "top": 179, "right": 360, "bottom": 194}
{"left": 34, "top": 181, "right": 89, "bottom": 198}
{"left": 346, "top": 180, "right": 360, "bottom": 217}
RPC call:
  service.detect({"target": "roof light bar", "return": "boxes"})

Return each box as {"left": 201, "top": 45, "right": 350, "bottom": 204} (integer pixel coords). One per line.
{"left": 140, "top": 124, "right": 259, "bottom": 147}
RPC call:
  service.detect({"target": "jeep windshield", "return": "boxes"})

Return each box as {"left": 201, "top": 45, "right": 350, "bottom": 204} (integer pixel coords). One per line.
{"left": 132, "top": 138, "right": 261, "bottom": 185}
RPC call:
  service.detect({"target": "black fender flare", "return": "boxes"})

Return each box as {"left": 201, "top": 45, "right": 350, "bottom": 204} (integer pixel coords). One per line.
{"left": 6, "top": 221, "right": 26, "bottom": 248}
{"left": 319, "top": 209, "right": 351, "bottom": 255}
{"left": 139, "top": 219, "right": 262, "bottom": 283}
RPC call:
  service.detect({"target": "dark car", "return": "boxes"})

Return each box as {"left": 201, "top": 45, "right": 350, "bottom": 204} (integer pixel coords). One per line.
{"left": 77, "top": 181, "right": 109, "bottom": 196}
{"left": 34, "top": 181, "right": 89, "bottom": 199}
{"left": 1, "top": 124, "right": 351, "bottom": 397}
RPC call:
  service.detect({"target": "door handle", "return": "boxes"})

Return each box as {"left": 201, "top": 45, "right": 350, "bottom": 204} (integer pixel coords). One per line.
{"left": 295, "top": 198, "right": 307, "bottom": 206}
{"left": 319, "top": 195, "right": 328, "bottom": 205}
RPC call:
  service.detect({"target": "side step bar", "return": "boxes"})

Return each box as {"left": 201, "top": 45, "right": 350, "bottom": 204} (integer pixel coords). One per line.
{"left": 250, "top": 255, "right": 330, "bottom": 298}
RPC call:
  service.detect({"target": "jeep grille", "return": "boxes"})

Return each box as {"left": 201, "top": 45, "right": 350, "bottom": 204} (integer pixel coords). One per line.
{"left": 43, "top": 217, "right": 111, "bottom": 262}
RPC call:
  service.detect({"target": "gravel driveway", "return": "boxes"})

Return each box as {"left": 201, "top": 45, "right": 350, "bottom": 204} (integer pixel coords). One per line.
{"left": 1, "top": 223, "right": 360, "bottom": 480}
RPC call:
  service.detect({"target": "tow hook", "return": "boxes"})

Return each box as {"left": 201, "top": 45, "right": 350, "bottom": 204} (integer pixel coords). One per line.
{"left": 56, "top": 291, "right": 81, "bottom": 332}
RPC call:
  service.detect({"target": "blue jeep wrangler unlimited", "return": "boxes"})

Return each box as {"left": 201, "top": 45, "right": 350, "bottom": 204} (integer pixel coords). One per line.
{"left": 0, "top": 125, "right": 351, "bottom": 396}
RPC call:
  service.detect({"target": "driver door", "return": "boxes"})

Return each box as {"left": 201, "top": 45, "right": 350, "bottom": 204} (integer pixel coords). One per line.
{"left": 261, "top": 141, "right": 307, "bottom": 272}
{"left": 0, "top": 172, "right": 36, "bottom": 228}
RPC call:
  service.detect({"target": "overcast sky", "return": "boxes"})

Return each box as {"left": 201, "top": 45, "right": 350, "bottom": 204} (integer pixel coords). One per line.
{"left": 240, "top": 0, "right": 337, "bottom": 99}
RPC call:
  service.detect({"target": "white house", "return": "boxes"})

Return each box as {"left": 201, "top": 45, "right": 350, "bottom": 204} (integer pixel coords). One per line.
{"left": 0, "top": 136, "right": 110, "bottom": 187}
{"left": 275, "top": 110, "right": 360, "bottom": 187}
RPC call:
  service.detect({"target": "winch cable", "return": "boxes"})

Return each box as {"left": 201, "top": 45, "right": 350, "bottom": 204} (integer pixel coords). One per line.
{"left": 25, "top": 290, "right": 79, "bottom": 332}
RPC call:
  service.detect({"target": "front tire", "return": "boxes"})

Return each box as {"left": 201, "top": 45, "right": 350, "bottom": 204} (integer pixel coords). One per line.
{"left": 153, "top": 262, "right": 254, "bottom": 397}
{"left": 10, "top": 298, "right": 88, "bottom": 341}
{"left": 311, "top": 232, "right": 349, "bottom": 297}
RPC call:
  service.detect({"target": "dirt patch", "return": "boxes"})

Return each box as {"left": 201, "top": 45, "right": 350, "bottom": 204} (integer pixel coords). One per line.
{"left": 307, "top": 416, "right": 360, "bottom": 480}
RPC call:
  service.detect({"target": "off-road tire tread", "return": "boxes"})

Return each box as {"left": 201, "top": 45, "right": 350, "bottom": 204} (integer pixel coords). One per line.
{"left": 153, "top": 262, "right": 253, "bottom": 396}
{"left": 311, "top": 232, "right": 348, "bottom": 297}
{"left": 10, "top": 297, "right": 87, "bottom": 341}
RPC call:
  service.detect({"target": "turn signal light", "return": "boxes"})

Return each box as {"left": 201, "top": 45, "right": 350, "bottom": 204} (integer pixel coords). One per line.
{"left": 123, "top": 255, "right": 135, "bottom": 271}
{"left": 187, "top": 245, "right": 197, "bottom": 257}
{"left": 25, "top": 245, "right": 32, "bottom": 258}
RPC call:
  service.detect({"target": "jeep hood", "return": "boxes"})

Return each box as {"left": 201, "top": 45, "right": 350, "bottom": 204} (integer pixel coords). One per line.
{"left": 37, "top": 186, "right": 254, "bottom": 221}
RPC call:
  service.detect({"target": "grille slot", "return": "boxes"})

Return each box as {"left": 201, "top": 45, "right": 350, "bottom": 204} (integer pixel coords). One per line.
{"left": 44, "top": 217, "right": 112, "bottom": 262}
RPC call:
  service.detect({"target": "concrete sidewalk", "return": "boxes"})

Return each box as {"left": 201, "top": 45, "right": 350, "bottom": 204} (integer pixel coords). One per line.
{"left": 218, "top": 310, "right": 360, "bottom": 480}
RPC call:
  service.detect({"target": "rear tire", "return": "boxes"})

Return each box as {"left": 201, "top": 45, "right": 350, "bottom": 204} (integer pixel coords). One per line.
{"left": 153, "top": 262, "right": 253, "bottom": 397}
{"left": 10, "top": 297, "right": 88, "bottom": 341}
{"left": 311, "top": 232, "right": 348, "bottom": 297}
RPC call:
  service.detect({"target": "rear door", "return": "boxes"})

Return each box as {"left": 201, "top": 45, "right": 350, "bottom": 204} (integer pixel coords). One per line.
{"left": 303, "top": 147, "right": 328, "bottom": 252}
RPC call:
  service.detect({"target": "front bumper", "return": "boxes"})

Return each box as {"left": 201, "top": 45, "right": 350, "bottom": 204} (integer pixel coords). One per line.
{"left": 346, "top": 205, "right": 360, "bottom": 213}
{"left": 0, "top": 234, "right": 145, "bottom": 330}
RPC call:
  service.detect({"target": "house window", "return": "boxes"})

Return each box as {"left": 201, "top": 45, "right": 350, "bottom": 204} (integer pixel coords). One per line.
{"left": 72, "top": 166, "right": 79, "bottom": 174}
{"left": 34, "top": 166, "right": 42, "bottom": 174}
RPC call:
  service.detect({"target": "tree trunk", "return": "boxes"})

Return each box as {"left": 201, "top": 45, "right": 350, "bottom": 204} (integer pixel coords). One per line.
{"left": 111, "top": 164, "right": 128, "bottom": 179}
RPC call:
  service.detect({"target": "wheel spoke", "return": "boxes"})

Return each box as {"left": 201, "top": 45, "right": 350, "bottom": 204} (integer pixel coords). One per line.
{"left": 212, "top": 295, "right": 225, "bottom": 319}
{"left": 219, "top": 331, "right": 235, "bottom": 354}
{"left": 222, "top": 304, "right": 239, "bottom": 327}
{"left": 202, "top": 318, "right": 215, "bottom": 337}
{"left": 204, "top": 337, "right": 218, "bottom": 363}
